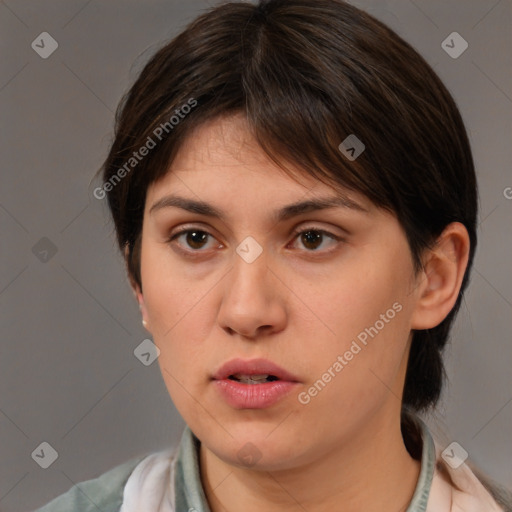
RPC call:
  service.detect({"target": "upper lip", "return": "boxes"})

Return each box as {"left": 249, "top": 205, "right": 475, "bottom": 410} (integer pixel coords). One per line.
{"left": 212, "top": 358, "right": 300, "bottom": 382}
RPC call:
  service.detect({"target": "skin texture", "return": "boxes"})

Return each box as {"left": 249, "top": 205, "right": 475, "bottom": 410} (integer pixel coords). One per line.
{"left": 134, "top": 114, "right": 470, "bottom": 512}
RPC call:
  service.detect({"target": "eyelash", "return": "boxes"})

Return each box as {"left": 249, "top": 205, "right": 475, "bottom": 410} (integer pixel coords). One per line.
{"left": 167, "top": 226, "right": 343, "bottom": 256}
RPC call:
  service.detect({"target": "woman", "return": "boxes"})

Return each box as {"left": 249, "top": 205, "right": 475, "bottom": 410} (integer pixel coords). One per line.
{"left": 35, "top": 0, "right": 511, "bottom": 510}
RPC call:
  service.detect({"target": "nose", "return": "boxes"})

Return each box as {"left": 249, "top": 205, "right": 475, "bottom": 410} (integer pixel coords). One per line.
{"left": 216, "top": 246, "right": 287, "bottom": 340}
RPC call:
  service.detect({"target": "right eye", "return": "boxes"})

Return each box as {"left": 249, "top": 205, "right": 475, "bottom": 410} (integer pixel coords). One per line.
{"left": 168, "top": 228, "right": 222, "bottom": 253}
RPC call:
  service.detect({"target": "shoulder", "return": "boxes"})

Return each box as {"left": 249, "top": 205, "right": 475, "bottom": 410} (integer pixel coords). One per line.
{"left": 403, "top": 414, "right": 512, "bottom": 512}
{"left": 429, "top": 448, "right": 512, "bottom": 512}
{"left": 32, "top": 454, "right": 147, "bottom": 512}
{"left": 470, "top": 466, "right": 512, "bottom": 512}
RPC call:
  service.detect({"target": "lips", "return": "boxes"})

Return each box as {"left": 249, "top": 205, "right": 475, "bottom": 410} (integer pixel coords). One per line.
{"left": 211, "top": 358, "right": 300, "bottom": 409}
{"left": 212, "top": 358, "right": 300, "bottom": 383}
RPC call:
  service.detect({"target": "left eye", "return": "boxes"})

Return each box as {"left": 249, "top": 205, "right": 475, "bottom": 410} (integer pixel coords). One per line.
{"left": 290, "top": 229, "right": 340, "bottom": 251}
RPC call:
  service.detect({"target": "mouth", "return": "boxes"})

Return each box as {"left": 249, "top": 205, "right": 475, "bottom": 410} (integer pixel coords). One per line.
{"left": 211, "top": 360, "right": 300, "bottom": 409}
{"left": 227, "top": 374, "right": 281, "bottom": 384}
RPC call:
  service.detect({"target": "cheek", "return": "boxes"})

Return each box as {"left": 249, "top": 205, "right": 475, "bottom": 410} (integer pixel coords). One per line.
{"left": 144, "top": 283, "right": 213, "bottom": 373}
{"left": 139, "top": 245, "right": 218, "bottom": 388}
{"left": 147, "top": 295, "right": 214, "bottom": 424}
{"left": 300, "top": 251, "right": 414, "bottom": 395}
{"left": 312, "top": 258, "right": 410, "bottom": 348}
{"left": 298, "top": 296, "right": 411, "bottom": 429}
{"left": 141, "top": 239, "right": 216, "bottom": 338}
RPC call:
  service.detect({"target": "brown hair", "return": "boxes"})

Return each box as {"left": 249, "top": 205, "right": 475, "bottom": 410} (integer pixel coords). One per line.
{"left": 100, "top": 0, "right": 477, "bottom": 412}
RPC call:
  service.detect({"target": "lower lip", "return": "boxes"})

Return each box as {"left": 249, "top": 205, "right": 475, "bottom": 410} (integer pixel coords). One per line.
{"left": 212, "top": 379, "right": 298, "bottom": 409}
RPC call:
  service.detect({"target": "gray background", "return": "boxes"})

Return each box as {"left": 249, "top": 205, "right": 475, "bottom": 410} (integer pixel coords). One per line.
{"left": 0, "top": 1, "right": 510, "bottom": 511}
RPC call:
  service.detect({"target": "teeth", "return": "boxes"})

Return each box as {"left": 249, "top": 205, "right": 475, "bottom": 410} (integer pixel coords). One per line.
{"left": 230, "top": 374, "right": 276, "bottom": 384}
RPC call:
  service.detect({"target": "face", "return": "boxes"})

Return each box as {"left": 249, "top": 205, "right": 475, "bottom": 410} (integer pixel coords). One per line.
{"left": 138, "top": 114, "right": 422, "bottom": 471}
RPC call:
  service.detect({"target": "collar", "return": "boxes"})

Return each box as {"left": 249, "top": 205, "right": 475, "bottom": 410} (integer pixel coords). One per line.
{"left": 405, "top": 418, "right": 437, "bottom": 511}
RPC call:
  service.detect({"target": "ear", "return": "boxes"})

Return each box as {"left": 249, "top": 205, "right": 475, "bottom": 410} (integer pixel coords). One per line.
{"left": 124, "top": 244, "right": 150, "bottom": 332}
{"left": 410, "top": 222, "right": 470, "bottom": 330}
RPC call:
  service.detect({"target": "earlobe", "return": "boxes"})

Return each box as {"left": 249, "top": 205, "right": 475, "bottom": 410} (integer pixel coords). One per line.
{"left": 411, "top": 222, "right": 470, "bottom": 330}
{"left": 136, "top": 289, "right": 151, "bottom": 331}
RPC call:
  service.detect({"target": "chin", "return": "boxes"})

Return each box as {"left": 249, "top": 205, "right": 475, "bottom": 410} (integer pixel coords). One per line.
{"left": 206, "top": 422, "right": 305, "bottom": 469}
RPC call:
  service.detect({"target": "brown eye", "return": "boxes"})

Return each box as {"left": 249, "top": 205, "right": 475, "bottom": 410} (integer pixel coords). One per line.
{"left": 170, "top": 229, "right": 218, "bottom": 251}
{"left": 292, "top": 229, "right": 340, "bottom": 252}
{"left": 184, "top": 230, "right": 209, "bottom": 249}
{"left": 300, "top": 230, "right": 323, "bottom": 250}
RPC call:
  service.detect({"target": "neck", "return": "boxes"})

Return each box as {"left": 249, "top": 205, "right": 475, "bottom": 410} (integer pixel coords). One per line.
{"left": 199, "top": 410, "right": 422, "bottom": 512}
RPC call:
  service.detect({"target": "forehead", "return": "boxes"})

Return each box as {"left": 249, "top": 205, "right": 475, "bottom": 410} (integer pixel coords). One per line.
{"left": 145, "top": 114, "right": 373, "bottom": 212}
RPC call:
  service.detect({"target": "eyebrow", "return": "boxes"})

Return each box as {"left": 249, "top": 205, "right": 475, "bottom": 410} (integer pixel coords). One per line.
{"left": 149, "top": 193, "right": 368, "bottom": 223}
